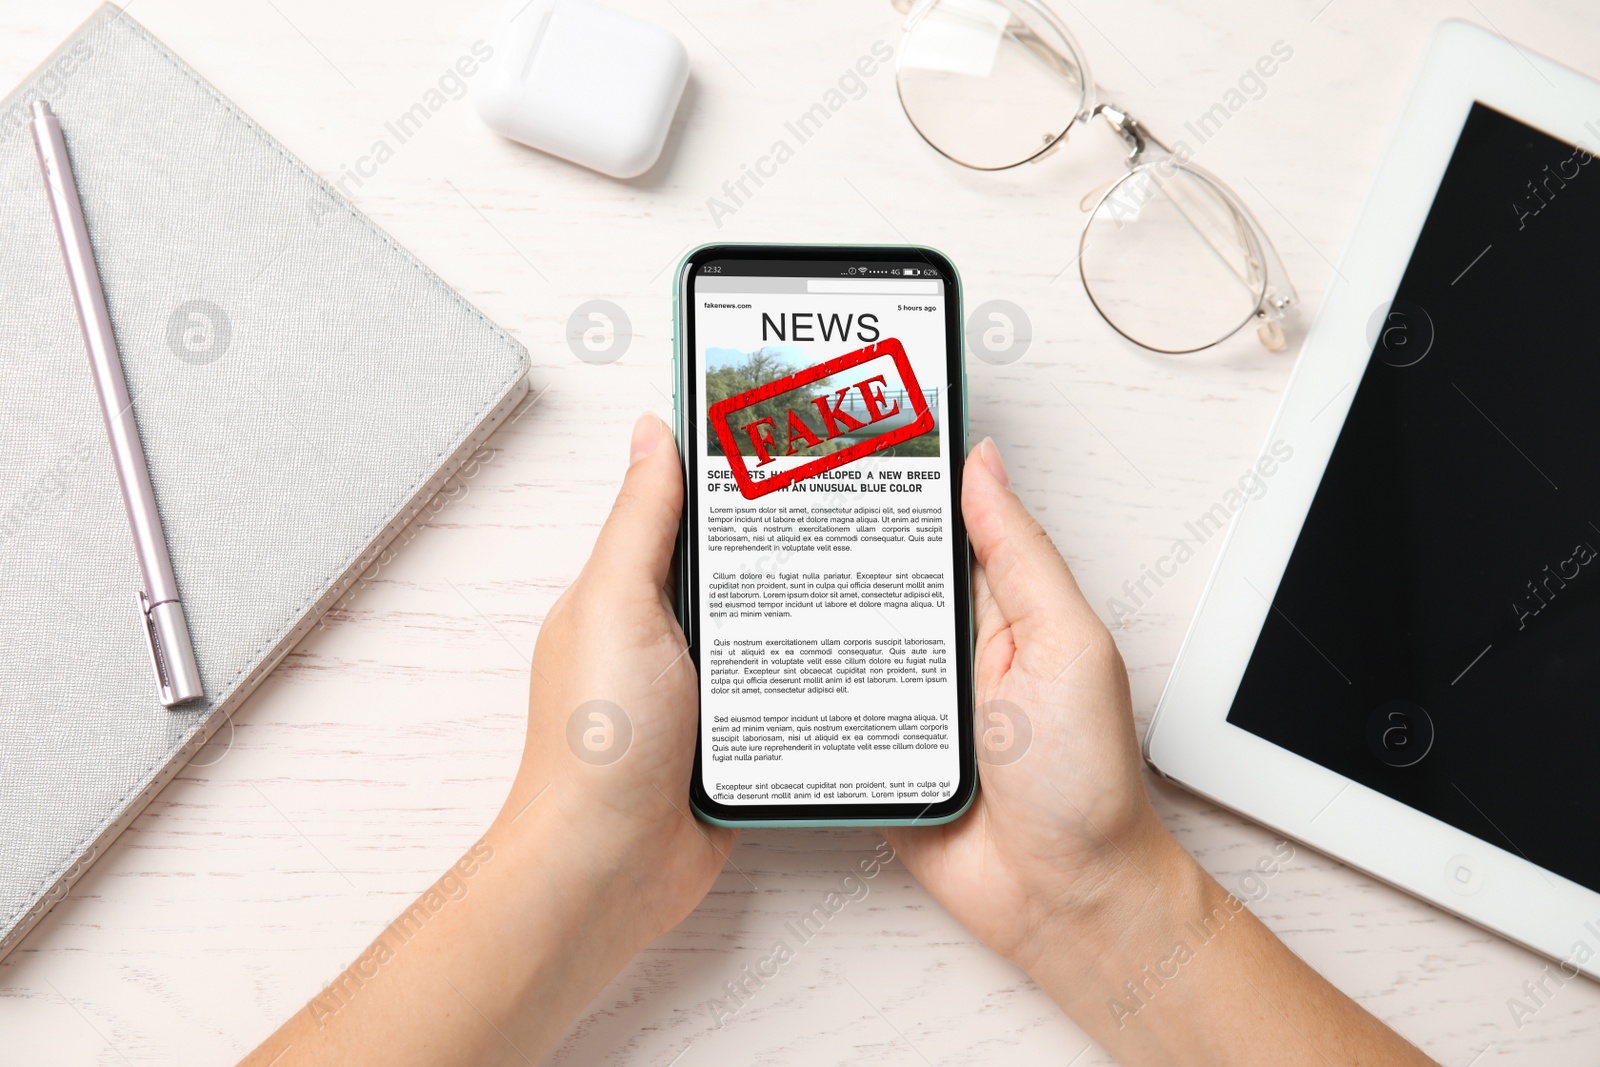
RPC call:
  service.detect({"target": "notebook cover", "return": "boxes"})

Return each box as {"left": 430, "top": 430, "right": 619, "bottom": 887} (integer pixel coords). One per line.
{"left": 0, "top": 4, "right": 530, "bottom": 960}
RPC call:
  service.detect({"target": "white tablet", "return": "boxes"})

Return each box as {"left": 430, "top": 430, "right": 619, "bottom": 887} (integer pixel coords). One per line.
{"left": 1145, "top": 19, "right": 1600, "bottom": 978}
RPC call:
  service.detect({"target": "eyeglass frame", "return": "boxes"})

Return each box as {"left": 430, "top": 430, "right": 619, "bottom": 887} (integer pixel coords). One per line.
{"left": 892, "top": 0, "right": 1298, "bottom": 354}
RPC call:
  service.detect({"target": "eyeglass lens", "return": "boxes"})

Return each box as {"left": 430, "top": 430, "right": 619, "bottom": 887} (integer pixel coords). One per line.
{"left": 1081, "top": 167, "right": 1267, "bottom": 353}
{"left": 897, "top": 0, "right": 1086, "bottom": 171}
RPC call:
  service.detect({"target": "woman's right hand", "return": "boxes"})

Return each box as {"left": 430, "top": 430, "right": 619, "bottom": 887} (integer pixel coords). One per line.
{"left": 884, "top": 438, "right": 1184, "bottom": 978}
{"left": 887, "top": 438, "right": 1437, "bottom": 1067}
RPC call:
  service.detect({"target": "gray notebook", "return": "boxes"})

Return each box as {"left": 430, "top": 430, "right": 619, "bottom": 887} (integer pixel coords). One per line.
{"left": 0, "top": 5, "right": 529, "bottom": 960}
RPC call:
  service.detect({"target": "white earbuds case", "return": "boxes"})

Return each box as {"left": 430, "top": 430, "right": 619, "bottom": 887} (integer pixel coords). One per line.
{"left": 473, "top": 0, "right": 690, "bottom": 179}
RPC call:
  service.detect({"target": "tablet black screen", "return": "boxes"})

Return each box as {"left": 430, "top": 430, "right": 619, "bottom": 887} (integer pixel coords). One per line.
{"left": 1227, "top": 102, "right": 1600, "bottom": 893}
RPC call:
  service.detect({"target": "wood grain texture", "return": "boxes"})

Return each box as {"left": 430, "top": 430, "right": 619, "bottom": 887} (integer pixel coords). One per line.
{"left": 2, "top": 0, "right": 1598, "bottom": 1062}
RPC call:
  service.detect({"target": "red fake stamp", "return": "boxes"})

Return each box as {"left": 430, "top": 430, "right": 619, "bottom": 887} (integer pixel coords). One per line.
{"left": 708, "top": 337, "right": 935, "bottom": 501}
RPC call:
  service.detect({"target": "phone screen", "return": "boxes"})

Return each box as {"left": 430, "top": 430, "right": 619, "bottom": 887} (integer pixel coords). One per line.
{"left": 678, "top": 248, "right": 973, "bottom": 822}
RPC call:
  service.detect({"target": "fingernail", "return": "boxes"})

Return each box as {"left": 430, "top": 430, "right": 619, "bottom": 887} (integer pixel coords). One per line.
{"left": 979, "top": 437, "right": 1010, "bottom": 488}
{"left": 630, "top": 413, "right": 662, "bottom": 464}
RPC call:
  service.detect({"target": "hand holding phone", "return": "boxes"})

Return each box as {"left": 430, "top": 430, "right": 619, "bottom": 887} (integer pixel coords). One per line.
{"left": 500, "top": 412, "right": 736, "bottom": 952}
{"left": 884, "top": 437, "right": 1166, "bottom": 964}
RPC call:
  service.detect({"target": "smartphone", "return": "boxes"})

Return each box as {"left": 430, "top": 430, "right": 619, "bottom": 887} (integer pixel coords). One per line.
{"left": 673, "top": 243, "right": 976, "bottom": 827}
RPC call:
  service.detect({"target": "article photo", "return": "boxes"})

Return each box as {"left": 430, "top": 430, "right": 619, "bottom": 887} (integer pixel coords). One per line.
{"left": 704, "top": 345, "right": 942, "bottom": 461}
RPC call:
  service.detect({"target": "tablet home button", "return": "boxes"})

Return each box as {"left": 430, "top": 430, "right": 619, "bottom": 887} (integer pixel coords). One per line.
{"left": 1446, "top": 853, "right": 1484, "bottom": 895}
{"left": 1366, "top": 699, "right": 1434, "bottom": 767}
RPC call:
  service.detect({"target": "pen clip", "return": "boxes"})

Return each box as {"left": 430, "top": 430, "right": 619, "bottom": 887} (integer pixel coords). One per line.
{"left": 137, "top": 589, "right": 177, "bottom": 706}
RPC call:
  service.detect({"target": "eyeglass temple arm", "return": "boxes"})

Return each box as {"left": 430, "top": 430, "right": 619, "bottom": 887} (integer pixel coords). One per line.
{"left": 1200, "top": 168, "right": 1298, "bottom": 315}
{"left": 1100, "top": 102, "right": 1297, "bottom": 307}
{"left": 1092, "top": 102, "right": 1298, "bottom": 349}
{"left": 901, "top": 0, "right": 1094, "bottom": 118}
{"left": 1090, "top": 104, "right": 1255, "bottom": 293}
{"left": 1012, "top": 23, "right": 1083, "bottom": 83}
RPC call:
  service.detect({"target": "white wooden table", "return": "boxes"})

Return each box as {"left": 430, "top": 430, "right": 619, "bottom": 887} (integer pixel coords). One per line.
{"left": 4, "top": 0, "right": 1599, "bottom": 1062}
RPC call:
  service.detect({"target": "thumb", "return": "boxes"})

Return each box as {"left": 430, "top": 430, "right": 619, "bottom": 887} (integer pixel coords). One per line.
{"left": 961, "top": 437, "right": 1102, "bottom": 641}
{"left": 588, "top": 413, "right": 682, "bottom": 590}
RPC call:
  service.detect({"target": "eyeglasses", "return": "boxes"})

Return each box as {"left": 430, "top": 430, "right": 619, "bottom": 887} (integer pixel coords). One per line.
{"left": 892, "top": 0, "right": 1297, "bottom": 355}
